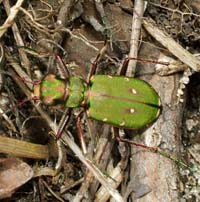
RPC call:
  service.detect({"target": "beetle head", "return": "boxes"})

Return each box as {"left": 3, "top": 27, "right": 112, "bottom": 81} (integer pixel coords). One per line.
{"left": 33, "top": 74, "right": 68, "bottom": 105}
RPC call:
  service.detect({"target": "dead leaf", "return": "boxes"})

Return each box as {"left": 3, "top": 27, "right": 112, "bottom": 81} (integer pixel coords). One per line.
{"left": 0, "top": 158, "right": 33, "bottom": 199}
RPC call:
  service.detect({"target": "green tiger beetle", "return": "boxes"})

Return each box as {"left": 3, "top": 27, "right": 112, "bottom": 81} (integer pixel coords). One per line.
{"left": 34, "top": 71, "right": 161, "bottom": 130}
{"left": 30, "top": 44, "right": 168, "bottom": 154}
{"left": 21, "top": 47, "right": 191, "bottom": 170}
{"left": 33, "top": 56, "right": 162, "bottom": 139}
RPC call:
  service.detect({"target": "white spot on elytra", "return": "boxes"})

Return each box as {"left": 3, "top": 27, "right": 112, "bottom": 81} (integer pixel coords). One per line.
{"left": 125, "top": 78, "right": 129, "bottom": 81}
{"left": 103, "top": 118, "right": 108, "bottom": 122}
{"left": 156, "top": 109, "right": 161, "bottom": 118}
{"left": 132, "top": 88, "right": 137, "bottom": 94}
{"left": 108, "top": 75, "right": 113, "bottom": 79}
{"left": 130, "top": 108, "right": 135, "bottom": 113}
{"left": 120, "top": 122, "right": 125, "bottom": 126}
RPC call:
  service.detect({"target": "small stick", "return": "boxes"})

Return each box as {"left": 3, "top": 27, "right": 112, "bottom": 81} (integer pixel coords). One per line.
{"left": 127, "top": 0, "right": 145, "bottom": 76}
{"left": 0, "top": 136, "right": 49, "bottom": 159}
{"left": 143, "top": 18, "right": 200, "bottom": 72}
{"left": 0, "top": 0, "right": 24, "bottom": 38}
{"left": 3, "top": 0, "right": 31, "bottom": 76}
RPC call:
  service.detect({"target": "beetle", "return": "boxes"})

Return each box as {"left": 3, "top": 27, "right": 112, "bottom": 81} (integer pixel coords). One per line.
{"left": 24, "top": 55, "right": 192, "bottom": 170}
{"left": 33, "top": 71, "right": 161, "bottom": 132}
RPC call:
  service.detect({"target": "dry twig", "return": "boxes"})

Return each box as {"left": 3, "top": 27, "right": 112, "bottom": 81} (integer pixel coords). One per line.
{"left": 143, "top": 18, "right": 200, "bottom": 72}
{"left": 0, "top": 0, "right": 24, "bottom": 38}
{"left": 3, "top": 0, "right": 31, "bottom": 75}
{"left": 127, "top": 0, "right": 145, "bottom": 76}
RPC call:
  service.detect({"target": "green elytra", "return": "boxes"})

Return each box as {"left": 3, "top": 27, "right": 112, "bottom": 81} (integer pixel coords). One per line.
{"left": 34, "top": 74, "right": 161, "bottom": 129}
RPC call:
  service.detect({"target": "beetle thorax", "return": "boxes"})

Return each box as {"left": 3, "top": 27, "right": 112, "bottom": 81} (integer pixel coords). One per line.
{"left": 65, "top": 76, "right": 87, "bottom": 108}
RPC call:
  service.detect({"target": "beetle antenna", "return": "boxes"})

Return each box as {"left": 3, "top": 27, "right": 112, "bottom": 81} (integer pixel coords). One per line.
{"left": 12, "top": 96, "right": 40, "bottom": 111}
{"left": 15, "top": 74, "right": 41, "bottom": 86}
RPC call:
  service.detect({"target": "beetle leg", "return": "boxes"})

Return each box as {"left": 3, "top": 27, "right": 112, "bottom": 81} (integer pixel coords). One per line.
{"left": 113, "top": 127, "right": 157, "bottom": 151}
{"left": 120, "top": 57, "right": 169, "bottom": 76}
{"left": 76, "top": 111, "right": 87, "bottom": 154}
{"left": 56, "top": 108, "right": 72, "bottom": 139}
{"left": 11, "top": 96, "right": 40, "bottom": 112}
{"left": 88, "top": 41, "right": 107, "bottom": 81}
{"left": 113, "top": 128, "right": 192, "bottom": 170}
{"left": 55, "top": 55, "right": 71, "bottom": 79}
{"left": 119, "top": 58, "right": 130, "bottom": 76}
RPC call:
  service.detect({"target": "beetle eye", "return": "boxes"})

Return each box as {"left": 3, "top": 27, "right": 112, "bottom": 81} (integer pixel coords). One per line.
{"left": 33, "top": 84, "right": 40, "bottom": 98}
